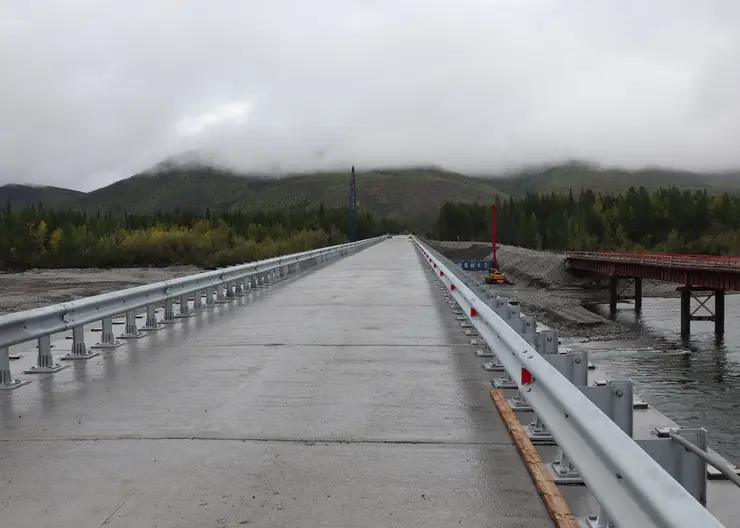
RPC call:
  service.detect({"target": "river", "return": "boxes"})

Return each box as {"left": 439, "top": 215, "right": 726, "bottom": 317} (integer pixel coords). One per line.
{"left": 565, "top": 296, "right": 740, "bottom": 464}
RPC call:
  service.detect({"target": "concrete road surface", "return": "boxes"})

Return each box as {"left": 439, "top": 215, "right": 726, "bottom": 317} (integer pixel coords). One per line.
{"left": 0, "top": 237, "right": 552, "bottom": 528}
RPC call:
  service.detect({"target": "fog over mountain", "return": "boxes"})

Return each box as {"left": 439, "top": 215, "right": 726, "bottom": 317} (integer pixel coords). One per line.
{"left": 2, "top": 1, "right": 740, "bottom": 190}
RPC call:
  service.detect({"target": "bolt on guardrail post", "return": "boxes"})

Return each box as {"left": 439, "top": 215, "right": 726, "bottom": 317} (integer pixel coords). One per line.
{"left": 93, "top": 317, "right": 124, "bottom": 347}
{"left": 120, "top": 310, "right": 144, "bottom": 339}
{"left": 0, "top": 346, "right": 30, "bottom": 389}
{"left": 25, "top": 335, "right": 66, "bottom": 374}
{"left": 141, "top": 306, "right": 163, "bottom": 331}
{"left": 62, "top": 325, "right": 99, "bottom": 360}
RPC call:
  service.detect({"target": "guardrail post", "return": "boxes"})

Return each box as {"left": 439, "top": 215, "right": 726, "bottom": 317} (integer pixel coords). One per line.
{"left": 63, "top": 325, "right": 100, "bottom": 360}
{"left": 0, "top": 347, "right": 29, "bottom": 389}
{"left": 193, "top": 290, "right": 205, "bottom": 310}
{"left": 25, "top": 335, "right": 67, "bottom": 373}
{"left": 141, "top": 306, "right": 163, "bottom": 331}
{"left": 585, "top": 426, "right": 708, "bottom": 528}
{"left": 162, "top": 298, "right": 179, "bottom": 322}
{"left": 215, "top": 284, "right": 228, "bottom": 304}
{"left": 177, "top": 294, "right": 194, "bottom": 318}
{"left": 225, "top": 282, "right": 235, "bottom": 299}
{"left": 205, "top": 288, "right": 215, "bottom": 308}
{"left": 552, "top": 380, "right": 633, "bottom": 483}
{"left": 535, "top": 329, "right": 559, "bottom": 355}
{"left": 120, "top": 310, "right": 145, "bottom": 339}
{"left": 93, "top": 317, "right": 125, "bottom": 346}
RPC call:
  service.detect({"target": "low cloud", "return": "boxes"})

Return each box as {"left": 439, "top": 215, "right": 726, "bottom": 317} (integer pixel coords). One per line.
{"left": 2, "top": 0, "right": 740, "bottom": 190}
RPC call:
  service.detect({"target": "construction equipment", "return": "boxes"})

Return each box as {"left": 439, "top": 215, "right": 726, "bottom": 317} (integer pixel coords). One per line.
{"left": 485, "top": 204, "right": 513, "bottom": 285}
{"left": 485, "top": 267, "right": 509, "bottom": 285}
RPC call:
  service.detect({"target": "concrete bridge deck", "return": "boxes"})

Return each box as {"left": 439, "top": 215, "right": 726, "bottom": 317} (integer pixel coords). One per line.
{"left": 0, "top": 238, "right": 553, "bottom": 527}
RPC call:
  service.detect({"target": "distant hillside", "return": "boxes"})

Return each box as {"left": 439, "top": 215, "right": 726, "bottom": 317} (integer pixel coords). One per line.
{"left": 490, "top": 162, "right": 740, "bottom": 196}
{"left": 0, "top": 184, "right": 84, "bottom": 209}
{"left": 8, "top": 161, "right": 740, "bottom": 219}
{"left": 70, "top": 166, "right": 506, "bottom": 222}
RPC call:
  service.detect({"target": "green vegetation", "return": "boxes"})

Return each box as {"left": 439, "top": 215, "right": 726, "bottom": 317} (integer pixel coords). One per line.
{"left": 0, "top": 204, "right": 405, "bottom": 271}
{"left": 488, "top": 162, "right": 740, "bottom": 196}
{"left": 437, "top": 187, "right": 740, "bottom": 255}
{"left": 0, "top": 166, "right": 506, "bottom": 224}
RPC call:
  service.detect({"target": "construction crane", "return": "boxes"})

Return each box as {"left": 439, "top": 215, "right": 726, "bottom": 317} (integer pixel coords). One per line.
{"left": 485, "top": 203, "right": 512, "bottom": 285}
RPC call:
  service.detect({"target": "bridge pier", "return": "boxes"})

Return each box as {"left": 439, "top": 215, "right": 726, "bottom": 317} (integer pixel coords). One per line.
{"left": 679, "top": 286, "right": 725, "bottom": 337}
{"left": 609, "top": 276, "right": 642, "bottom": 314}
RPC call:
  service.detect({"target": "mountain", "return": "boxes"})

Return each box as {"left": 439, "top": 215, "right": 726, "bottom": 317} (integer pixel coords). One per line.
{"left": 0, "top": 184, "right": 84, "bottom": 209}
{"left": 70, "top": 165, "right": 506, "bottom": 221}
{"left": 489, "top": 162, "right": 740, "bottom": 196}
{"left": 7, "top": 161, "right": 740, "bottom": 219}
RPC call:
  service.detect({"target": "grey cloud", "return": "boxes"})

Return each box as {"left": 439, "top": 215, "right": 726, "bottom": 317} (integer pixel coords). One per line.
{"left": 2, "top": 0, "right": 740, "bottom": 190}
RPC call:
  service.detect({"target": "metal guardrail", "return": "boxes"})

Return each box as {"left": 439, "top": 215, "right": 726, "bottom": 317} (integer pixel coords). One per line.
{"left": 414, "top": 237, "right": 724, "bottom": 528}
{"left": 0, "top": 236, "right": 384, "bottom": 388}
{"left": 566, "top": 251, "right": 740, "bottom": 272}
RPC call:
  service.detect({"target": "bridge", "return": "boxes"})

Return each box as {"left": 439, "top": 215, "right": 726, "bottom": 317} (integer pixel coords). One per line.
{"left": 566, "top": 251, "right": 740, "bottom": 336}
{"left": 0, "top": 237, "right": 735, "bottom": 527}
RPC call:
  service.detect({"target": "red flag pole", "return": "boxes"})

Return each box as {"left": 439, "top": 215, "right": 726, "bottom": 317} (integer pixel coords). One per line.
{"left": 491, "top": 203, "right": 498, "bottom": 268}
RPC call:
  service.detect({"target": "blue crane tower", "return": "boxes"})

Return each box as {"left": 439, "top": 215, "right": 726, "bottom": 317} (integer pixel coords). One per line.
{"left": 348, "top": 165, "right": 357, "bottom": 242}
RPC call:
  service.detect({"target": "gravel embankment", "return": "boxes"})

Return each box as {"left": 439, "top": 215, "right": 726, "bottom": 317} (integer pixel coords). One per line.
{"left": 429, "top": 241, "right": 679, "bottom": 339}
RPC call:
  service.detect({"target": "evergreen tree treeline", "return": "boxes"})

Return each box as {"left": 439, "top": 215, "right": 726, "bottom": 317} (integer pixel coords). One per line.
{"left": 436, "top": 187, "right": 740, "bottom": 255}
{"left": 0, "top": 204, "right": 406, "bottom": 270}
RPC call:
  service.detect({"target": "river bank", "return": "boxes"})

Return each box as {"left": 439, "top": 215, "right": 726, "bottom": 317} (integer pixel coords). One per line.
{"left": 429, "top": 240, "right": 692, "bottom": 341}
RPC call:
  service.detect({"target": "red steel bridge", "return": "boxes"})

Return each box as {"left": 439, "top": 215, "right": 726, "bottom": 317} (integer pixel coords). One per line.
{"left": 566, "top": 251, "right": 740, "bottom": 337}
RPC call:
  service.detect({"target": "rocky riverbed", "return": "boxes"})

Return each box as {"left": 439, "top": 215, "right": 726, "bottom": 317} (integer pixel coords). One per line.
{"left": 0, "top": 266, "right": 201, "bottom": 314}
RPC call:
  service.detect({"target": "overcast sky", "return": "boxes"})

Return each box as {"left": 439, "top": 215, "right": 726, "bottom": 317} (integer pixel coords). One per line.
{"left": 2, "top": 1, "right": 740, "bottom": 190}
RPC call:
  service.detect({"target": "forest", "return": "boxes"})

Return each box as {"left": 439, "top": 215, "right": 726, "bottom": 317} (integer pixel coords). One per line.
{"left": 436, "top": 186, "right": 740, "bottom": 255}
{"left": 0, "top": 204, "right": 406, "bottom": 270}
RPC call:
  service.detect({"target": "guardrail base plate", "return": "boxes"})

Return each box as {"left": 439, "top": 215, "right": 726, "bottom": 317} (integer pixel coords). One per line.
{"left": 469, "top": 338, "right": 485, "bottom": 346}
{"left": 491, "top": 377, "right": 517, "bottom": 389}
{"left": 0, "top": 379, "right": 31, "bottom": 390}
{"left": 525, "top": 425, "right": 556, "bottom": 445}
{"left": 548, "top": 461, "right": 584, "bottom": 485}
{"left": 506, "top": 398, "right": 532, "bottom": 412}
{"left": 118, "top": 332, "right": 145, "bottom": 340}
{"left": 464, "top": 330, "right": 479, "bottom": 336}
{"left": 24, "top": 364, "right": 68, "bottom": 374}
{"left": 62, "top": 351, "right": 101, "bottom": 361}
{"left": 140, "top": 325, "right": 165, "bottom": 332}
{"left": 455, "top": 316, "right": 467, "bottom": 321}
{"left": 460, "top": 322, "right": 473, "bottom": 329}
{"left": 91, "top": 341, "right": 123, "bottom": 349}
{"left": 482, "top": 361, "right": 505, "bottom": 372}
{"left": 475, "top": 349, "right": 493, "bottom": 357}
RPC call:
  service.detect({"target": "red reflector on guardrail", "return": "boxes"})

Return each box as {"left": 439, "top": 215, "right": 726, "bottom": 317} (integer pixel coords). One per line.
{"left": 450, "top": 284, "right": 456, "bottom": 291}
{"left": 470, "top": 307, "right": 477, "bottom": 317}
{"left": 440, "top": 271, "right": 444, "bottom": 277}
{"left": 521, "top": 368, "right": 534, "bottom": 385}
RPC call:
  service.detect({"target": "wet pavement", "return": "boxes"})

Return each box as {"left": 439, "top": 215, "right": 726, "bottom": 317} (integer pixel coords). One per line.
{"left": 0, "top": 237, "right": 553, "bottom": 528}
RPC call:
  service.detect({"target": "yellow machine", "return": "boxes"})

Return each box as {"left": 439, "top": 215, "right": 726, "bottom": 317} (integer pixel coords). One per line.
{"left": 485, "top": 267, "right": 509, "bottom": 285}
